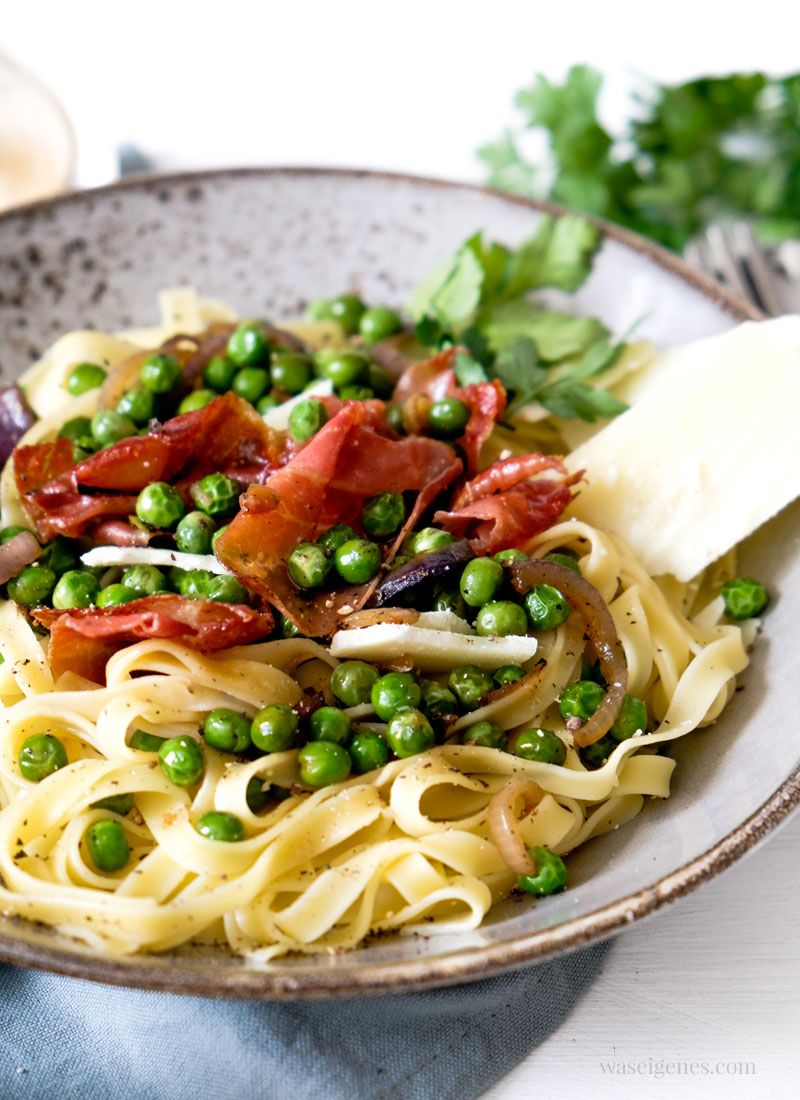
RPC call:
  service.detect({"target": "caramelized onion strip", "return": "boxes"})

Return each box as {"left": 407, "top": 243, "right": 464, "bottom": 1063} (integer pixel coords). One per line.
{"left": 510, "top": 558, "right": 627, "bottom": 747}
{"left": 487, "top": 778, "right": 544, "bottom": 874}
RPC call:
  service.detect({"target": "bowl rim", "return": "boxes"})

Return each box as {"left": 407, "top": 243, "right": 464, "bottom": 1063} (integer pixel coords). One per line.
{"left": 0, "top": 165, "right": 789, "bottom": 1001}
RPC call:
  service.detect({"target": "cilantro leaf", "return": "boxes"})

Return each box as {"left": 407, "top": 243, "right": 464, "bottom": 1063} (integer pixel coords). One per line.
{"left": 453, "top": 351, "right": 489, "bottom": 387}
{"left": 482, "top": 299, "right": 608, "bottom": 362}
{"left": 539, "top": 381, "right": 628, "bottom": 422}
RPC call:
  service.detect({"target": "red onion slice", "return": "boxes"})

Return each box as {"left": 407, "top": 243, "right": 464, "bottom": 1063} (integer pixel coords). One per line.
{"left": 0, "top": 384, "right": 36, "bottom": 466}
{"left": 487, "top": 778, "right": 544, "bottom": 874}
{"left": 510, "top": 558, "right": 627, "bottom": 747}
{"left": 0, "top": 530, "right": 42, "bottom": 585}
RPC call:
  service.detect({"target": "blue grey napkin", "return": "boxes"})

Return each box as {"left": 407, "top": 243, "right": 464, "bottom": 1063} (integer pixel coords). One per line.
{"left": 0, "top": 940, "right": 611, "bottom": 1100}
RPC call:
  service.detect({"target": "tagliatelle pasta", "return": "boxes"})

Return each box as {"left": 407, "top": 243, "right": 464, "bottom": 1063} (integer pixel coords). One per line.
{"left": 0, "top": 287, "right": 756, "bottom": 959}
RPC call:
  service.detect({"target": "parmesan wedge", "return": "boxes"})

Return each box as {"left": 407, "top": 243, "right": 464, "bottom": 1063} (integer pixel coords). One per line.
{"left": 330, "top": 615, "right": 538, "bottom": 671}
{"left": 80, "top": 547, "right": 232, "bottom": 575}
{"left": 565, "top": 316, "right": 800, "bottom": 580}
{"left": 261, "top": 380, "right": 333, "bottom": 430}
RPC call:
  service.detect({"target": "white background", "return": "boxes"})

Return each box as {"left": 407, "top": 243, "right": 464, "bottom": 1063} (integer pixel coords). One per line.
{"left": 4, "top": 3, "right": 800, "bottom": 1095}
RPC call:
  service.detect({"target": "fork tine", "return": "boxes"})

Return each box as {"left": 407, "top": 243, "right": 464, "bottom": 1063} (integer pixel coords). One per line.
{"left": 695, "top": 223, "right": 753, "bottom": 303}
{"left": 729, "top": 222, "right": 783, "bottom": 316}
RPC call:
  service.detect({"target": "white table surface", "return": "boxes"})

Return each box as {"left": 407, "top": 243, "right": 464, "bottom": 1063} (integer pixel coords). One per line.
{"left": 485, "top": 810, "right": 800, "bottom": 1098}
{"left": 4, "top": 6, "right": 800, "bottom": 1095}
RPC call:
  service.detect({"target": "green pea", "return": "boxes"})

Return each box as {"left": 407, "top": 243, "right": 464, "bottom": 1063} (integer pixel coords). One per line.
{"left": 119, "top": 567, "right": 166, "bottom": 602}
{"left": 246, "top": 776, "right": 269, "bottom": 813}
{"left": 136, "top": 481, "right": 186, "bottom": 528}
{"left": 288, "top": 542, "right": 333, "bottom": 589}
{"left": 311, "top": 346, "right": 346, "bottom": 377}
{"left": 523, "top": 584, "right": 570, "bottom": 631}
{"left": 309, "top": 706, "right": 351, "bottom": 744}
{"left": 323, "top": 353, "right": 369, "bottom": 390}
{"left": 494, "top": 548, "right": 528, "bottom": 565}
{"left": 7, "top": 565, "right": 56, "bottom": 607}
{"left": 359, "top": 305, "right": 402, "bottom": 344}
{"left": 211, "top": 525, "right": 228, "bottom": 553}
{"left": 203, "top": 708, "right": 252, "bottom": 753}
{"left": 66, "top": 361, "right": 106, "bottom": 396}
{"left": 431, "top": 587, "right": 471, "bottom": 619}
{"left": 288, "top": 398, "right": 328, "bottom": 442}
{"left": 178, "top": 388, "right": 216, "bottom": 414}
{"left": 367, "top": 364, "right": 394, "bottom": 398}
{"left": 361, "top": 492, "right": 405, "bottom": 539}
{"left": 203, "top": 355, "right": 238, "bottom": 392}
{"left": 129, "top": 729, "right": 166, "bottom": 753}
{"left": 279, "top": 613, "right": 302, "bottom": 639}
{"left": 58, "top": 416, "right": 94, "bottom": 450}
{"left": 39, "top": 536, "right": 78, "bottom": 577}
{"left": 338, "top": 384, "right": 374, "bottom": 402}
{"left": 448, "top": 665, "right": 494, "bottom": 709}
{"left": 517, "top": 847, "right": 568, "bottom": 896}
{"left": 96, "top": 584, "right": 138, "bottom": 608}
{"left": 91, "top": 792, "right": 135, "bottom": 815}
{"left": 386, "top": 708, "right": 435, "bottom": 758}
{"left": 117, "top": 387, "right": 155, "bottom": 425}
{"left": 270, "top": 352, "right": 312, "bottom": 395}
{"left": 428, "top": 397, "right": 470, "bottom": 439}
{"left": 463, "top": 721, "right": 507, "bottom": 750}
{"left": 175, "top": 569, "right": 214, "bottom": 598}
{"left": 490, "top": 671, "right": 521, "bottom": 695}
{"left": 410, "top": 528, "right": 454, "bottom": 555}
{"left": 52, "top": 569, "right": 100, "bottom": 609}
{"left": 85, "top": 820, "right": 130, "bottom": 872}
{"left": 610, "top": 696, "right": 647, "bottom": 741}
{"left": 298, "top": 741, "right": 352, "bottom": 787}
{"left": 372, "top": 672, "right": 422, "bottom": 721}
{"left": 327, "top": 293, "right": 366, "bottom": 335}
{"left": 348, "top": 730, "right": 390, "bottom": 774}
{"left": 721, "top": 577, "right": 768, "bottom": 620}
{"left": 420, "top": 679, "right": 459, "bottom": 718}
{"left": 0, "top": 524, "right": 33, "bottom": 544}
{"left": 305, "top": 298, "right": 335, "bottom": 322}
{"left": 174, "top": 511, "right": 216, "bottom": 555}
{"left": 331, "top": 661, "right": 379, "bottom": 707}
{"left": 515, "top": 728, "right": 566, "bottom": 765}
{"left": 545, "top": 551, "right": 581, "bottom": 573}
{"left": 559, "top": 681, "right": 605, "bottom": 722}
{"left": 232, "top": 366, "right": 270, "bottom": 404}
{"left": 385, "top": 403, "right": 405, "bottom": 434}
{"left": 334, "top": 539, "right": 382, "bottom": 584}
{"left": 475, "top": 600, "right": 528, "bottom": 637}
{"left": 250, "top": 704, "right": 299, "bottom": 753}
{"left": 460, "top": 558, "right": 503, "bottom": 608}
{"left": 256, "top": 394, "right": 280, "bottom": 415}
{"left": 18, "top": 733, "right": 68, "bottom": 781}
{"left": 579, "top": 734, "right": 617, "bottom": 769}
{"left": 140, "top": 353, "right": 182, "bottom": 394}
{"left": 190, "top": 472, "right": 240, "bottom": 517}
{"left": 204, "top": 575, "right": 250, "bottom": 604}
{"left": 91, "top": 409, "right": 136, "bottom": 448}
{"left": 227, "top": 321, "right": 270, "bottom": 366}
{"left": 195, "top": 810, "right": 245, "bottom": 842}
{"left": 317, "top": 524, "right": 358, "bottom": 556}
{"left": 159, "top": 735, "right": 205, "bottom": 786}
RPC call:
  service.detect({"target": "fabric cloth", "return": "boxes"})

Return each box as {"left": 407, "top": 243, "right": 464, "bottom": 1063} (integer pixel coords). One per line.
{"left": 0, "top": 939, "right": 611, "bottom": 1100}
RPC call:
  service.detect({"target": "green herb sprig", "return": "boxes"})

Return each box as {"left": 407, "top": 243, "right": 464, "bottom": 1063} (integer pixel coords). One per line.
{"left": 478, "top": 66, "right": 800, "bottom": 252}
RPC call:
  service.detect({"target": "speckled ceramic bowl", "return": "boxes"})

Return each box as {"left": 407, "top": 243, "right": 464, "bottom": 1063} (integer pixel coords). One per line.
{"left": 0, "top": 169, "right": 797, "bottom": 999}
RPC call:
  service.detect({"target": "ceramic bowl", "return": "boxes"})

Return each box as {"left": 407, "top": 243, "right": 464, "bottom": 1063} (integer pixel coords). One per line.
{"left": 0, "top": 169, "right": 796, "bottom": 999}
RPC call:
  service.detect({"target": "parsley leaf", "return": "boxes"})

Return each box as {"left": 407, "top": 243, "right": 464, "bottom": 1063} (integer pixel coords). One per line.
{"left": 538, "top": 381, "right": 628, "bottom": 422}
{"left": 453, "top": 351, "right": 489, "bottom": 387}
{"left": 481, "top": 299, "right": 608, "bottom": 362}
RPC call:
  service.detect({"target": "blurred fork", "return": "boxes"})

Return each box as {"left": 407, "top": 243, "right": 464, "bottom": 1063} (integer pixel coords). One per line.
{"left": 685, "top": 221, "right": 800, "bottom": 316}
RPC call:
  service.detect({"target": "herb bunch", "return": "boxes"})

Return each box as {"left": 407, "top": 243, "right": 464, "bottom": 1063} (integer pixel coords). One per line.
{"left": 479, "top": 66, "right": 800, "bottom": 252}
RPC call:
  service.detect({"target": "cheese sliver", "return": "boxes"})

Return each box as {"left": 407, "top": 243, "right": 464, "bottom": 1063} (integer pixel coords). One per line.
{"left": 261, "top": 380, "right": 333, "bottom": 430}
{"left": 565, "top": 316, "right": 800, "bottom": 580}
{"left": 330, "top": 620, "right": 538, "bottom": 671}
{"left": 81, "top": 547, "right": 232, "bottom": 575}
